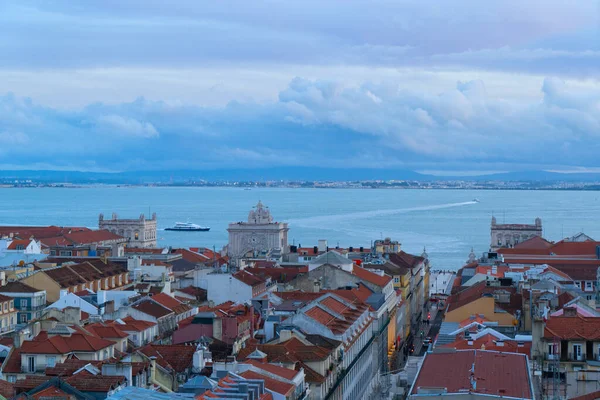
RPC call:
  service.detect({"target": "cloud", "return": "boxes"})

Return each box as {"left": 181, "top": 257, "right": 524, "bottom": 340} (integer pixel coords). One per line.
{"left": 96, "top": 115, "right": 159, "bottom": 138}
{"left": 1, "top": 76, "right": 600, "bottom": 172}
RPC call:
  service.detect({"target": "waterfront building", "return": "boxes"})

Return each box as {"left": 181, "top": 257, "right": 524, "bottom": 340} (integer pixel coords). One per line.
{"left": 374, "top": 237, "right": 401, "bottom": 255}
{"left": 490, "top": 216, "right": 542, "bottom": 250}
{"left": 99, "top": 212, "right": 157, "bottom": 248}
{"left": 227, "top": 201, "right": 289, "bottom": 263}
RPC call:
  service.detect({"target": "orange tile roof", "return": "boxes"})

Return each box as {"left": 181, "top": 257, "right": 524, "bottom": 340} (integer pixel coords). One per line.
{"left": 150, "top": 293, "right": 191, "bottom": 315}
{"left": 131, "top": 299, "right": 173, "bottom": 318}
{"left": 244, "top": 359, "right": 299, "bottom": 380}
{"left": 31, "top": 386, "right": 68, "bottom": 400}
{"left": 114, "top": 316, "right": 156, "bottom": 332}
{"left": 7, "top": 239, "right": 32, "bottom": 250}
{"left": 84, "top": 323, "right": 129, "bottom": 339}
{"left": 233, "top": 270, "right": 265, "bottom": 287}
{"left": 20, "top": 332, "right": 115, "bottom": 354}
{"left": 352, "top": 265, "right": 392, "bottom": 287}
{"left": 544, "top": 315, "right": 600, "bottom": 340}
{"left": 139, "top": 344, "right": 195, "bottom": 373}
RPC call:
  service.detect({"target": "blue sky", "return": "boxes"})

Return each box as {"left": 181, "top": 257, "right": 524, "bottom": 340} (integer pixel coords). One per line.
{"left": 1, "top": 0, "right": 600, "bottom": 174}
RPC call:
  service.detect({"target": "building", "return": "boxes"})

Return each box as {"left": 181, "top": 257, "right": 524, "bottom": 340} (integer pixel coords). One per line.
{"left": 0, "top": 282, "right": 46, "bottom": 324}
{"left": 0, "top": 295, "right": 16, "bottom": 333}
{"left": 409, "top": 349, "right": 534, "bottom": 399}
{"left": 173, "top": 301, "right": 255, "bottom": 355}
{"left": 444, "top": 280, "right": 521, "bottom": 330}
{"left": 40, "top": 230, "right": 128, "bottom": 257}
{"left": 227, "top": 201, "right": 289, "bottom": 262}
{"left": 490, "top": 216, "right": 542, "bottom": 250}
{"left": 194, "top": 269, "right": 268, "bottom": 305}
{"left": 374, "top": 237, "right": 401, "bottom": 255}
{"left": 21, "top": 260, "right": 129, "bottom": 302}
{"left": 99, "top": 212, "right": 157, "bottom": 248}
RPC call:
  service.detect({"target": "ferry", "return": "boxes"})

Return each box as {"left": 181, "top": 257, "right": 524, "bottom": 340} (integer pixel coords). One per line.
{"left": 165, "top": 222, "right": 210, "bottom": 232}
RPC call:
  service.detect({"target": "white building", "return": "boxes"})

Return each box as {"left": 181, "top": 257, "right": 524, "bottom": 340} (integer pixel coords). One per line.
{"left": 227, "top": 202, "right": 289, "bottom": 263}
{"left": 100, "top": 212, "right": 158, "bottom": 248}
{"left": 490, "top": 216, "right": 542, "bottom": 250}
{"left": 194, "top": 269, "right": 267, "bottom": 305}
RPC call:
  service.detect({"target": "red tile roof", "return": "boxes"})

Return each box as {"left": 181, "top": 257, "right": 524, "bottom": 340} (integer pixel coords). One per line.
{"left": 245, "top": 267, "right": 305, "bottom": 283}
{"left": 233, "top": 270, "right": 265, "bottom": 287}
{"left": 0, "top": 281, "right": 40, "bottom": 293}
{"left": 138, "top": 344, "right": 195, "bottom": 373}
{"left": 237, "top": 337, "right": 332, "bottom": 365}
{"left": 441, "top": 333, "right": 531, "bottom": 355}
{"left": 151, "top": 293, "right": 191, "bottom": 315}
{"left": 65, "top": 372, "right": 126, "bottom": 392}
{"left": 570, "top": 390, "right": 600, "bottom": 400}
{"left": 544, "top": 315, "right": 600, "bottom": 340}
{"left": 3, "top": 348, "right": 21, "bottom": 373}
{"left": 84, "top": 323, "right": 129, "bottom": 339}
{"left": 0, "top": 293, "right": 14, "bottom": 303}
{"left": 131, "top": 299, "right": 174, "bottom": 319}
{"left": 0, "top": 378, "right": 13, "bottom": 399}
{"left": 389, "top": 251, "right": 425, "bottom": 270}
{"left": 31, "top": 386, "right": 69, "bottom": 400}
{"left": 352, "top": 265, "right": 392, "bottom": 287}
{"left": 7, "top": 239, "right": 32, "bottom": 250}
{"left": 244, "top": 359, "right": 299, "bottom": 381}
{"left": 0, "top": 226, "right": 90, "bottom": 240}
{"left": 446, "top": 281, "right": 521, "bottom": 315}
{"left": 114, "top": 316, "right": 157, "bottom": 332}
{"left": 20, "top": 332, "right": 115, "bottom": 354}
{"left": 411, "top": 350, "right": 532, "bottom": 399}
{"left": 239, "top": 370, "right": 294, "bottom": 396}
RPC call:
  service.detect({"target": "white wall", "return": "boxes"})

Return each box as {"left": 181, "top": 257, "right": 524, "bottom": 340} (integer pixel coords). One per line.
{"left": 97, "top": 290, "right": 137, "bottom": 312}
{"left": 194, "top": 272, "right": 252, "bottom": 305}
{"left": 45, "top": 292, "right": 98, "bottom": 315}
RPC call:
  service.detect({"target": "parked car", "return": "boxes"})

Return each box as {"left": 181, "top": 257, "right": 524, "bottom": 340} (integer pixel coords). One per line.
{"left": 423, "top": 337, "right": 432, "bottom": 345}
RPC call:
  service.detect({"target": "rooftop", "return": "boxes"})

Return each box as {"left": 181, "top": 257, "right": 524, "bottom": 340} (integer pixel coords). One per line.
{"left": 411, "top": 350, "right": 533, "bottom": 399}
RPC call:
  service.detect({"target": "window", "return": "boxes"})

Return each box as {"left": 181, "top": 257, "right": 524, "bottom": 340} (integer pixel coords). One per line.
{"left": 585, "top": 281, "right": 593, "bottom": 291}
{"left": 20, "top": 299, "right": 27, "bottom": 310}
{"left": 27, "top": 356, "right": 35, "bottom": 373}
{"left": 47, "top": 356, "right": 56, "bottom": 367}
{"left": 394, "top": 277, "right": 400, "bottom": 283}
{"left": 20, "top": 314, "right": 27, "bottom": 323}
{"left": 573, "top": 344, "right": 583, "bottom": 361}
{"left": 59, "top": 250, "right": 72, "bottom": 256}
{"left": 9, "top": 301, "right": 13, "bottom": 310}
{"left": 7, "top": 376, "right": 15, "bottom": 383}
{"left": 134, "top": 232, "right": 139, "bottom": 240}
{"left": 3, "top": 303, "right": 6, "bottom": 312}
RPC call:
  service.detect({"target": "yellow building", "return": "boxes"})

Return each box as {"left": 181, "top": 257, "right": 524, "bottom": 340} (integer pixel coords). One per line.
{"left": 444, "top": 281, "right": 520, "bottom": 328}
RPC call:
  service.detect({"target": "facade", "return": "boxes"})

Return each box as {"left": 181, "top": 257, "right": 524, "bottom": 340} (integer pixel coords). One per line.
{"left": 0, "top": 282, "right": 46, "bottom": 324}
{"left": 99, "top": 212, "right": 158, "bottom": 248}
{"left": 21, "top": 260, "right": 129, "bottom": 302}
{"left": 194, "top": 269, "right": 268, "bottom": 305}
{"left": 0, "top": 294, "right": 16, "bottom": 333}
{"left": 227, "top": 201, "right": 289, "bottom": 261}
{"left": 490, "top": 216, "right": 542, "bottom": 250}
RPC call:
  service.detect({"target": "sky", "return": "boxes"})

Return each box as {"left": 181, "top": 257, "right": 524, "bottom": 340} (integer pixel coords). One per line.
{"left": 1, "top": 1, "right": 600, "bottom": 174}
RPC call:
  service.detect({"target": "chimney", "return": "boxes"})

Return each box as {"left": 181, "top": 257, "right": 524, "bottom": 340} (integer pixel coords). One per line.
{"left": 149, "top": 356, "right": 157, "bottom": 382}
{"left": 279, "top": 329, "right": 293, "bottom": 342}
{"left": 318, "top": 240, "right": 327, "bottom": 252}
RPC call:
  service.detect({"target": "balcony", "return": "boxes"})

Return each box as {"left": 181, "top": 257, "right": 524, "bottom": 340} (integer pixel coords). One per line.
{"left": 561, "top": 353, "right": 586, "bottom": 362}
{"left": 18, "top": 305, "right": 45, "bottom": 312}
{"left": 546, "top": 354, "right": 559, "bottom": 361}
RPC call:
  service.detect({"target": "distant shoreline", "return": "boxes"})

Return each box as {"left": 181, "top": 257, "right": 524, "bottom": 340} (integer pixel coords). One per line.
{"left": 2, "top": 183, "right": 600, "bottom": 191}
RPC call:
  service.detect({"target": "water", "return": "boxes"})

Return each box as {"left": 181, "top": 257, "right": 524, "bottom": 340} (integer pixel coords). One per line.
{"left": 0, "top": 187, "right": 598, "bottom": 270}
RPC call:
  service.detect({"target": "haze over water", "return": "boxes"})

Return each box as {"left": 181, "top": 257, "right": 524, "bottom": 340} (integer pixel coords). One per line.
{"left": 1, "top": 187, "right": 598, "bottom": 269}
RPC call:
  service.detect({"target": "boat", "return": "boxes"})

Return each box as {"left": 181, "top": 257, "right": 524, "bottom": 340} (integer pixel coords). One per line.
{"left": 473, "top": 198, "right": 480, "bottom": 203}
{"left": 165, "top": 222, "right": 210, "bottom": 232}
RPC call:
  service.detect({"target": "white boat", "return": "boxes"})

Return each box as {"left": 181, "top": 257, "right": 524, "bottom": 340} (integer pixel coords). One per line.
{"left": 165, "top": 222, "right": 210, "bottom": 232}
